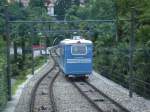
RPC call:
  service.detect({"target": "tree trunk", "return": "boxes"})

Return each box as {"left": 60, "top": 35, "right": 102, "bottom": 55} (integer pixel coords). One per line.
{"left": 14, "top": 41, "right": 17, "bottom": 61}
{"left": 46, "top": 37, "right": 50, "bottom": 47}
{"left": 21, "top": 37, "right": 26, "bottom": 65}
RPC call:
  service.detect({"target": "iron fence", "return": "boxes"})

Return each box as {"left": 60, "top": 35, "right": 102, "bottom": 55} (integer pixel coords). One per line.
{"left": 133, "top": 48, "right": 150, "bottom": 98}
{"left": 94, "top": 47, "right": 150, "bottom": 98}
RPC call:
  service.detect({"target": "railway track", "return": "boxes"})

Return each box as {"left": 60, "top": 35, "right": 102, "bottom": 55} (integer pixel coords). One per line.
{"left": 29, "top": 46, "right": 130, "bottom": 112}
{"left": 70, "top": 78, "right": 130, "bottom": 112}
{"left": 29, "top": 47, "right": 59, "bottom": 112}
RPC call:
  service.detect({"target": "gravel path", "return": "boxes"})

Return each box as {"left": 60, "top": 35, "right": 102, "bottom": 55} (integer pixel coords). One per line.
{"left": 89, "top": 71, "right": 150, "bottom": 112}
{"left": 15, "top": 59, "right": 54, "bottom": 112}
{"left": 53, "top": 72, "right": 98, "bottom": 112}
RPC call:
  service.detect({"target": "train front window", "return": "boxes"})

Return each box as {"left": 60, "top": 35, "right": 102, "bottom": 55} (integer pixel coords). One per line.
{"left": 71, "top": 45, "right": 87, "bottom": 55}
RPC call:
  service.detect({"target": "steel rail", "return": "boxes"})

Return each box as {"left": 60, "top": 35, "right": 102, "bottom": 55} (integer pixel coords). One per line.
{"left": 49, "top": 46, "right": 60, "bottom": 112}
{"left": 70, "top": 80, "right": 103, "bottom": 112}
{"left": 29, "top": 62, "right": 55, "bottom": 112}
{"left": 70, "top": 79, "right": 130, "bottom": 112}
{"left": 29, "top": 47, "right": 58, "bottom": 112}
{"left": 53, "top": 45, "right": 130, "bottom": 112}
{"left": 84, "top": 80, "right": 130, "bottom": 112}
{"left": 49, "top": 69, "right": 60, "bottom": 112}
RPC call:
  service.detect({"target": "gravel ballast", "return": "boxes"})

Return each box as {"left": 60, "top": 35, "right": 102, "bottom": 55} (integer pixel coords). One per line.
{"left": 89, "top": 71, "right": 150, "bottom": 112}
{"left": 54, "top": 72, "right": 98, "bottom": 112}
{"left": 14, "top": 59, "right": 54, "bottom": 112}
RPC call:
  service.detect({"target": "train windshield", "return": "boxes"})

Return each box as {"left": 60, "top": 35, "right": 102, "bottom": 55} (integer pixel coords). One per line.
{"left": 71, "top": 45, "right": 87, "bottom": 55}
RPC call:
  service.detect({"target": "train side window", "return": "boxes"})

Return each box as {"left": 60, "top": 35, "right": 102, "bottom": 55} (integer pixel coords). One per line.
{"left": 71, "top": 45, "right": 87, "bottom": 55}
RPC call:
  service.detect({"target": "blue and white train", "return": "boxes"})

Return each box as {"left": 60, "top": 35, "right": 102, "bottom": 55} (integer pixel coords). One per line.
{"left": 58, "top": 36, "right": 93, "bottom": 77}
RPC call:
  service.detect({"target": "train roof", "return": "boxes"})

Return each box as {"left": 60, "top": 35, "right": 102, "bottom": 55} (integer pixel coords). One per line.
{"left": 60, "top": 39, "right": 92, "bottom": 45}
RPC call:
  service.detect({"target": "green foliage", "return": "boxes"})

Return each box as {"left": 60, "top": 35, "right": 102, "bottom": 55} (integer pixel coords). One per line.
{"left": 12, "top": 56, "right": 45, "bottom": 94}
{"left": 0, "top": 1, "right": 6, "bottom": 35}
{"left": 65, "top": 0, "right": 115, "bottom": 20}
{"left": 55, "top": 0, "right": 72, "bottom": 19}
{"left": 0, "top": 72, "right": 8, "bottom": 111}
{"left": 0, "top": 37, "right": 6, "bottom": 70}
{"left": 89, "top": 0, "right": 114, "bottom": 19}
{"left": 0, "top": 37, "right": 7, "bottom": 111}
{"left": 7, "top": 2, "right": 28, "bottom": 20}
{"left": 137, "top": 25, "right": 150, "bottom": 45}
{"left": 30, "top": 0, "right": 44, "bottom": 7}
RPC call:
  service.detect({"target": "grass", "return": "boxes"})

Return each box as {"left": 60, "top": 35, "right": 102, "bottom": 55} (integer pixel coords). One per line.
{"left": 12, "top": 56, "right": 46, "bottom": 95}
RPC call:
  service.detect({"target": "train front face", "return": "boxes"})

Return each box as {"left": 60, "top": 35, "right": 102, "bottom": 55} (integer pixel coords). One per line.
{"left": 64, "top": 40, "right": 93, "bottom": 77}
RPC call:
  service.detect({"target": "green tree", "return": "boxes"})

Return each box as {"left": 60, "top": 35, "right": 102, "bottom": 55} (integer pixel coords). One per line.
{"left": 55, "top": 0, "right": 72, "bottom": 20}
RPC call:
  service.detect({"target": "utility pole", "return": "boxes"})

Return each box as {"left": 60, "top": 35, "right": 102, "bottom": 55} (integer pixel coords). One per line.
{"left": 129, "top": 7, "right": 136, "bottom": 98}
{"left": 115, "top": 2, "right": 118, "bottom": 42}
{"left": 31, "top": 24, "right": 35, "bottom": 75}
{"left": 4, "top": 5, "right": 11, "bottom": 100}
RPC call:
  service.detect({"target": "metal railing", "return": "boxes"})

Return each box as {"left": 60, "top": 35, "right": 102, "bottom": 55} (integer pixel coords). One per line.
{"left": 94, "top": 46, "right": 150, "bottom": 99}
